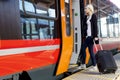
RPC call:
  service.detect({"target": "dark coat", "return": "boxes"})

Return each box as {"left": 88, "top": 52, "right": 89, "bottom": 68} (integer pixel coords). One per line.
{"left": 82, "top": 13, "right": 98, "bottom": 39}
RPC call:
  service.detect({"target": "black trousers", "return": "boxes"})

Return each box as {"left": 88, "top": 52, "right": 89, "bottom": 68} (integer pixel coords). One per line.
{"left": 81, "top": 36, "right": 96, "bottom": 66}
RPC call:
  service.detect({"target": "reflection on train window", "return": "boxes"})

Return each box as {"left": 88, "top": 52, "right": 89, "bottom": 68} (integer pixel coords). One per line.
{"left": 19, "top": 0, "right": 56, "bottom": 18}
{"left": 100, "top": 13, "right": 120, "bottom": 38}
{"left": 65, "top": 0, "right": 71, "bottom": 36}
{"left": 100, "top": 17, "right": 107, "bottom": 37}
{"left": 19, "top": 0, "right": 58, "bottom": 40}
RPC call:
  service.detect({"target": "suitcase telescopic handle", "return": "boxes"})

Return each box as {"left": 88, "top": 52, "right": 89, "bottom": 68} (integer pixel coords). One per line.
{"left": 94, "top": 40, "right": 103, "bottom": 51}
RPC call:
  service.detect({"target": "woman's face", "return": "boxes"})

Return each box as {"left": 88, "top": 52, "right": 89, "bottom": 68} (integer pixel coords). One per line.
{"left": 85, "top": 7, "right": 90, "bottom": 15}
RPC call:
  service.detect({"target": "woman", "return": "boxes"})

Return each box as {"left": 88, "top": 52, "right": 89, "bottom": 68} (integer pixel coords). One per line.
{"left": 79, "top": 4, "right": 98, "bottom": 69}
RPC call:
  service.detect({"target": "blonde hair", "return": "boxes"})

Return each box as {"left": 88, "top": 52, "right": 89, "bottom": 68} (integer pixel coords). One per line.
{"left": 86, "top": 4, "right": 94, "bottom": 13}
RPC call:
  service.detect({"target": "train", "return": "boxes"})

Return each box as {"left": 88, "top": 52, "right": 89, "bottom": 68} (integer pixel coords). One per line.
{"left": 0, "top": 0, "right": 120, "bottom": 80}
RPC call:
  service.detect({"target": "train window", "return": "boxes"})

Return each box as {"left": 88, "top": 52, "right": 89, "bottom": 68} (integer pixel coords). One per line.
{"left": 112, "top": 14, "right": 119, "bottom": 37}
{"left": 108, "top": 25, "right": 114, "bottom": 37}
{"left": 19, "top": 0, "right": 56, "bottom": 18}
{"left": 115, "top": 24, "right": 119, "bottom": 37}
{"left": 65, "top": 0, "right": 71, "bottom": 36}
{"left": 19, "top": 0, "right": 59, "bottom": 40}
{"left": 100, "top": 14, "right": 119, "bottom": 38}
{"left": 100, "top": 17, "right": 108, "bottom": 37}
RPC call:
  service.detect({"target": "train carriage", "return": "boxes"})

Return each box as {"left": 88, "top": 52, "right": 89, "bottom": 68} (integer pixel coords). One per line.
{"left": 0, "top": 0, "right": 73, "bottom": 80}
{"left": 0, "top": 0, "right": 120, "bottom": 80}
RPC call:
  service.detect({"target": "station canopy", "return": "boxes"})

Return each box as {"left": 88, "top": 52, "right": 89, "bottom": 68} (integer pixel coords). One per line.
{"left": 92, "top": 0, "right": 120, "bottom": 18}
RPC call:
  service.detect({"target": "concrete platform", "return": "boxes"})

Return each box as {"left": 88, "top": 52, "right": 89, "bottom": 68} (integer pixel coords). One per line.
{"left": 63, "top": 53, "right": 120, "bottom": 80}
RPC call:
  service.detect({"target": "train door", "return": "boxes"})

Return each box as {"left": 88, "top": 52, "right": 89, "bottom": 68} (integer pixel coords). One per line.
{"left": 70, "top": 0, "right": 82, "bottom": 64}
{"left": 56, "top": 0, "right": 74, "bottom": 75}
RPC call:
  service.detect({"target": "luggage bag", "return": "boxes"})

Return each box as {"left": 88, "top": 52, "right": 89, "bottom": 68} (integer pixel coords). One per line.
{"left": 94, "top": 42, "right": 117, "bottom": 74}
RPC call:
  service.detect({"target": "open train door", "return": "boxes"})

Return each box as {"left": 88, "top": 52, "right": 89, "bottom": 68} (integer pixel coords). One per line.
{"left": 70, "top": 0, "right": 82, "bottom": 64}
{"left": 56, "top": 0, "right": 74, "bottom": 75}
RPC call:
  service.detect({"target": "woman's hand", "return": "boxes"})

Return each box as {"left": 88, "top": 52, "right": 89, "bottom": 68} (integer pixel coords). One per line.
{"left": 94, "top": 37, "right": 99, "bottom": 40}
{"left": 94, "top": 37, "right": 99, "bottom": 44}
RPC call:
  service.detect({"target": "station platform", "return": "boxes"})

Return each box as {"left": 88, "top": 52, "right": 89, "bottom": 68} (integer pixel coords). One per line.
{"left": 63, "top": 53, "right": 120, "bottom": 80}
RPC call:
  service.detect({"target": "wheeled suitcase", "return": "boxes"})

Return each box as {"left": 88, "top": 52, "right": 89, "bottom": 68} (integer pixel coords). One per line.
{"left": 94, "top": 42, "right": 117, "bottom": 74}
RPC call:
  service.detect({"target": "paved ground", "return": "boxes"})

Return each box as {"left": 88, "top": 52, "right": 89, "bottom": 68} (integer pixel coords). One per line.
{"left": 63, "top": 53, "right": 120, "bottom": 80}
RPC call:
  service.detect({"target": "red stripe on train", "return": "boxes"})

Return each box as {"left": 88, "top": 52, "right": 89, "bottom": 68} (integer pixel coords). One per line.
{"left": 0, "top": 39, "right": 60, "bottom": 76}
{"left": 0, "top": 49, "right": 60, "bottom": 76}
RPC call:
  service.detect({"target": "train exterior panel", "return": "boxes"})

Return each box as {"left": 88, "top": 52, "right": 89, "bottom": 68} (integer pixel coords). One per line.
{"left": 0, "top": 0, "right": 73, "bottom": 80}
{"left": 0, "top": 39, "right": 60, "bottom": 76}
